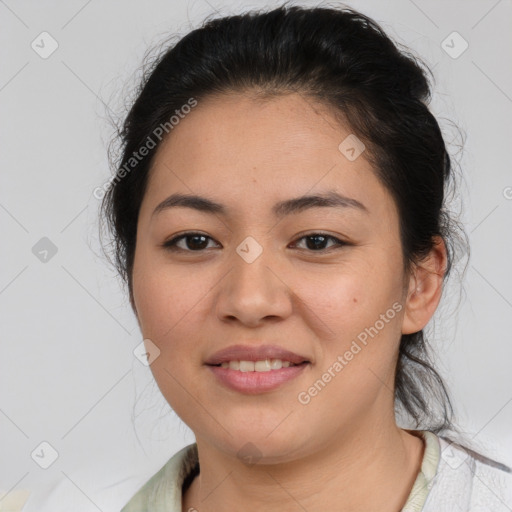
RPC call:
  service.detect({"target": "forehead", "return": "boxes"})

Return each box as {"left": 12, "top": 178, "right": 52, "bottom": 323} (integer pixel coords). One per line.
{"left": 143, "top": 92, "right": 394, "bottom": 221}
{"left": 152, "top": 92, "right": 362, "bottom": 172}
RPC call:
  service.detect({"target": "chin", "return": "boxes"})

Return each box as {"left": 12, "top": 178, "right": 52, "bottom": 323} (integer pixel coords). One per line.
{"left": 200, "top": 424, "right": 310, "bottom": 465}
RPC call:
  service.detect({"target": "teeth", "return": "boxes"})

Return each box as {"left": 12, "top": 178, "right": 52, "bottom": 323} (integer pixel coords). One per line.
{"left": 219, "top": 359, "right": 297, "bottom": 371}
{"left": 254, "top": 360, "right": 271, "bottom": 372}
{"left": 239, "top": 361, "right": 255, "bottom": 372}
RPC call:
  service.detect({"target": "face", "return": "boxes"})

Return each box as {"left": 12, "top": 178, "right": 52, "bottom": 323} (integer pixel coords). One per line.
{"left": 132, "top": 92, "right": 410, "bottom": 462}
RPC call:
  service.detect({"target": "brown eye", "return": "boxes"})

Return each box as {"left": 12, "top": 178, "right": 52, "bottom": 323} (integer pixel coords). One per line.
{"left": 291, "top": 233, "right": 347, "bottom": 252}
{"left": 162, "top": 233, "right": 219, "bottom": 252}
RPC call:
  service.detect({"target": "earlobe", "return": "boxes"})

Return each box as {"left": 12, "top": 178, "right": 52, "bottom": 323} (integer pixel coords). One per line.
{"left": 401, "top": 237, "right": 447, "bottom": 335}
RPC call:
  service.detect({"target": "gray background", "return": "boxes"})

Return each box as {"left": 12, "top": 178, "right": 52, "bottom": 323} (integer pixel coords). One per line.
{"left": 1, "top": 0, "right": 511, "bottom": 510}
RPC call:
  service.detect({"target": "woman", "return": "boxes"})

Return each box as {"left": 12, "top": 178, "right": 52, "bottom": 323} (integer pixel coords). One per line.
{"left": 100, "top": 4, "right": 512, "bottom": 511}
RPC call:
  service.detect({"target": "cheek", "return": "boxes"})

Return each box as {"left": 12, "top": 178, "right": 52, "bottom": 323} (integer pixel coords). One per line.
{"left": 132, "top": 260, "right": 208, "bottom": 414}
{"left": 132, "top": 248, "right": 206, "bottom": 340}
{"left": 297, "top": 264, "right": 404, "bottom": 388}
{"left": 296, "top": 266, "right": 400, "bottom": 335}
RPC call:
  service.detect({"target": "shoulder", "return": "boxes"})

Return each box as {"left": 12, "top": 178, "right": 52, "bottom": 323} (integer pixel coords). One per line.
{"left": 423, "top": 433, "right": 512, "bottom": 511}
{"left": 121, "top": 443, "right": 198, "bottom": 512}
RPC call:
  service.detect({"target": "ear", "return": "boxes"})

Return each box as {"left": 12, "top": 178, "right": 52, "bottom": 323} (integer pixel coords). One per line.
{"left": 401, "top": 236, "right": 447, "bottom": 335}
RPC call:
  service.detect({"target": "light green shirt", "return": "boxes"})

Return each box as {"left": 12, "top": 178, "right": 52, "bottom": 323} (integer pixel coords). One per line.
{"left": 121, "top": 430, "right": 512, "bottom": 511}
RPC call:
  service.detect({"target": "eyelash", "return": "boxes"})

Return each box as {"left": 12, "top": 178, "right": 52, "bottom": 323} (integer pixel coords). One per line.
{"left": 161, "top": 232, "right": 348, "bottom": 253}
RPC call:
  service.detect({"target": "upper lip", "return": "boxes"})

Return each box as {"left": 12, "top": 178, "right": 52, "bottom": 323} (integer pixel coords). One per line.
{"left": 205, "top": 344, "right": 310, "bottom": 365}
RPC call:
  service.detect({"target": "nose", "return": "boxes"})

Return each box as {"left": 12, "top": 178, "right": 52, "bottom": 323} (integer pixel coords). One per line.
{"left": 215, "top": 244, "right": 293, "bottom": 327}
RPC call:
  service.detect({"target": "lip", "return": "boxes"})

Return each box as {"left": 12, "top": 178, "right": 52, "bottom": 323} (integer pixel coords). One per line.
{"left": 204, "top": 344, "right": 310, "bottom": 366}
{"left": 207, "top": 362, "right": 309, "bottom": 394}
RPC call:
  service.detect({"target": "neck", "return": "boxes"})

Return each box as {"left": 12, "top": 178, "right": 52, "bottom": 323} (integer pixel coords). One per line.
{"left": 183, "top": 417, "right": 425, "bottom": 512}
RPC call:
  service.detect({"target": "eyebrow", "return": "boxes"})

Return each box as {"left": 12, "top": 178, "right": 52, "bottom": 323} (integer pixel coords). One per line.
{"left": 152, "top": 190, "right": 368, "bottom": 218}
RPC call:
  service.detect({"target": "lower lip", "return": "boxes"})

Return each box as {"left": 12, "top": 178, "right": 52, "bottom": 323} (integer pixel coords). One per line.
{"left": 206, "top": 363, "right": 309, "bottom": 394}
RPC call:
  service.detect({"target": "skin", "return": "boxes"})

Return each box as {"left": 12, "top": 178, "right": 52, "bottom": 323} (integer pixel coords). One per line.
{"left": 131, "top": 91, "right": 447, "bottom": 512}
